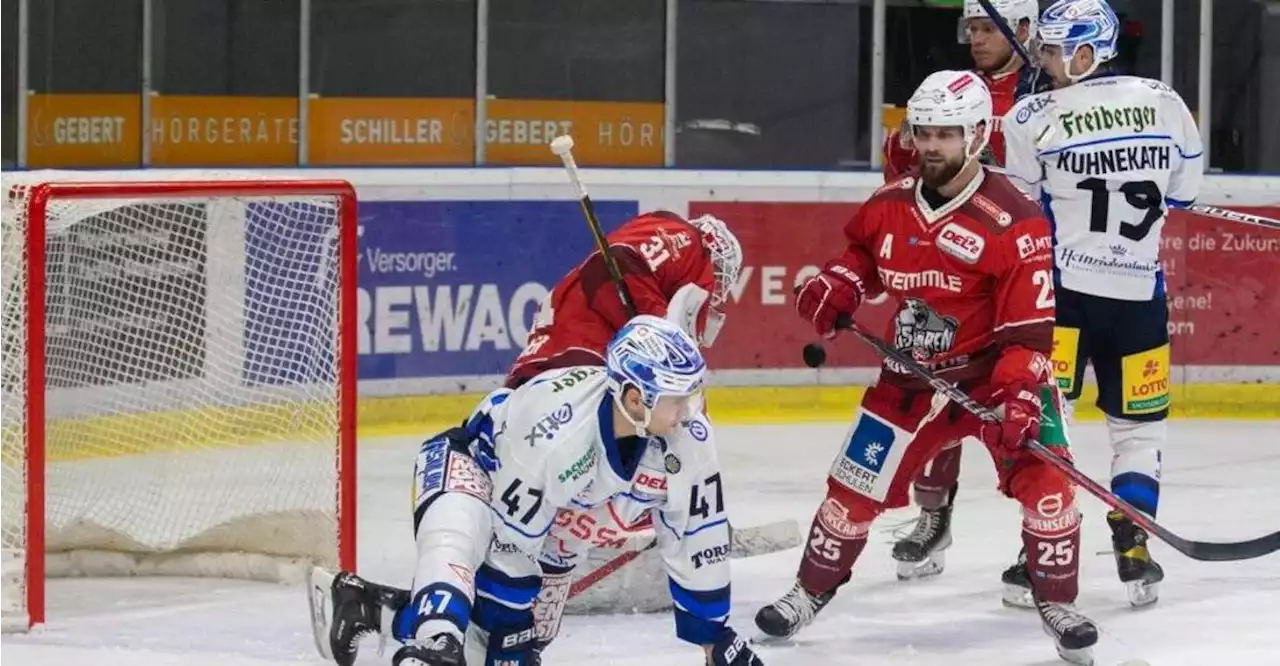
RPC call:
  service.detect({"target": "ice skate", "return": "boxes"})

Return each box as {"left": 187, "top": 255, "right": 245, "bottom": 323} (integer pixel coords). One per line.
{"left": 1000, "top": 547, "right": 1034, "bottom": 609}
{"left": 393, "top": 634, "right": 466, "bottom": 666}
{"left": 892, "top": 484, "right": 956, "bottom": 580}
{"left": 754, "top": 579, "right": 840, "bottom": 639}
{"left": 1037, "top": 601, "right": 1098, "bottom": 665}
{"left": 1107, "top": 510, "right": 1164, "bottom": 607}
{"left": 308, "top": 566, "right": 409, "bottom": 666}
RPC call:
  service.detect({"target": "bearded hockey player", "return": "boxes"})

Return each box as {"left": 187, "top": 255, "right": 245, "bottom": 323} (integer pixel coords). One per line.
{"left": 755, "top": 70, "right": 1099, "bottom": 665}
{"left": 890, "top": 1, "right": 1053, "bottom": 581}
{"left": 308, "top": 316, "right": 765, "bottom": 666}
{"left": 882, "top": 0, "right": 1049, "bottom": 181}
{"left": 507, "top": 212, "right": 742, "bottom": 388}
{"left": 998, "top": 0, "right": 1204, "bottom": 609}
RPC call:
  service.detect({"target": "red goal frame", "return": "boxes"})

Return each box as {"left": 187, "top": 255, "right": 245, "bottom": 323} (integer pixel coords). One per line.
{"left": 17, "top": 179, "right": 359, "bottom": 627}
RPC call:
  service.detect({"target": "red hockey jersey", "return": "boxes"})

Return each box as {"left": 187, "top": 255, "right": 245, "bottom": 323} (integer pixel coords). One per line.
{"left": 883, "top": 68, "right": 1023, "bottom": 181}
{"left": 507, "top": 211, "right": 716, "bottom": 388}
{"left": 834, "top": 168, "right": 1055, "bottom": 389}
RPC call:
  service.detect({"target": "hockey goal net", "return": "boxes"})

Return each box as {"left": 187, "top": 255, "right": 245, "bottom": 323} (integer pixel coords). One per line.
{"left": 0, "top": 175, "right": 358, "bottom": 631}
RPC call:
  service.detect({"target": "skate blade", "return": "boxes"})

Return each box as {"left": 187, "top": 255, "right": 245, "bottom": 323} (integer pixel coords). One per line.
{"left": 1126, "top": 580, "right": 1160, "bottom": 608}
{"left": 895, "top": 550, "right": 946, "bottom": 581}
{"left": 1000, "top": 583, "right": 1035, "bottom": 609}
{"left": 751, "top": 633, "right": 799, "bottom": 647}
{"left": 1055, "top": 644, "right": 1094, "bottom": 666}
{"left": 307, "top": 566, "right": 338, "bottom": 662}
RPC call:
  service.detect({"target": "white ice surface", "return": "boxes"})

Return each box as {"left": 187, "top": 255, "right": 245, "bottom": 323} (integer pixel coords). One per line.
{"left": 5, "top": 420, "right": 1279, "bottom": 666}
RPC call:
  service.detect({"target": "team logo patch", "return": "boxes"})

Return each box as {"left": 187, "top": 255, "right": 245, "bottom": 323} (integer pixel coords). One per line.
{"left": 664, "top": 453, "right": 682, "bottom": 474}
{"left": 936, "top": 222, "right": 986, "bottom": 263}
{"left": 892, "top": 298, "right": 958, "bottom": 362}
{"left": 687, "top": 419, "right": 708, "bottom": 442}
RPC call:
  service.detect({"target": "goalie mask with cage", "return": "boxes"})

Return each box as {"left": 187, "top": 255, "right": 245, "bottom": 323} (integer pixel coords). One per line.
{"left": 688, "top": 214, "right": 742, "bottom": 346}
{"left": 605, "top": 315, "right": 706, "bottom": 435}
{"left": 906, "top": 70, "right": 994, "bottom": 167}
{"left": 957, "top": 0, "right": 1040, "bottom": 50}
{"left": 1037, "top": 0, "right": 1120, "bottom": 82}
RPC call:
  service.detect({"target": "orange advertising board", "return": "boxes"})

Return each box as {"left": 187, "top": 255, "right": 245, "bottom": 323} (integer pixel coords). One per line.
{"left": 25, "top": 95, "right": 664, "bottom": 167}
{"left": 485, "top": 99, "right": 663, "bottom": 166}
{"left": 308, "top": 97, "right": 474, "bottom": 165}
{"left": 148, "top": 96, "right": 299, "bottom": 166}
{"left": 26, "top": 94, "right": 141, "bottom": 167}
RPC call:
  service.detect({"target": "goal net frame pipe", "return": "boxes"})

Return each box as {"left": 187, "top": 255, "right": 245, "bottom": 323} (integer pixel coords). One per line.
{"left": 16, "top": 178, "right": 360, "bottom": 627}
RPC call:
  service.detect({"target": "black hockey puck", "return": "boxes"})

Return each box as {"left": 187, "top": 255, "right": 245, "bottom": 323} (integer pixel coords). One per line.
{"left": 802, "top": 342, "right": 827, "bottom": 368}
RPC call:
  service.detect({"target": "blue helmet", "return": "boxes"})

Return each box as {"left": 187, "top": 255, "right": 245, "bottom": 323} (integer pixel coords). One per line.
{"left": 606, "top": 315, "right": 706, "bottom": 427}
{"left": 1038, "top": 0, "right": 1120, "bottom": 81}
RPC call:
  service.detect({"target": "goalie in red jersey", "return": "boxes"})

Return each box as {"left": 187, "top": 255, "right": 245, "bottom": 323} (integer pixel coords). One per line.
{"left": 883, "top": 0, "right": 1049, "bottom": 180}
{"left": 754, "top": 70, "right": 1099, "bottom": 665}
{"left": 507, "top": 211, "right": 742, "bottom": 389}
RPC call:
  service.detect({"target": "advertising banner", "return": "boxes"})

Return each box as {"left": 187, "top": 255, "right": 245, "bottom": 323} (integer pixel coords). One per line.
{"left": 26, "top": 94, "right": 142, "bottom": 168}
{"left": 691, "top": 202, "right": 896, "bottom": 371}
{"left": 307, "top": 97, "right": 474, "bottom": 165}
{"left": 148, "top": 96, "right": 299, "bottom": 167}
{"left": 355, "top": 200, "right": 638, "bottom": 380}
{"left": 485, "top": 100, "right": 664, "bottom": 167}
{"left": 1162, "top": 206, "right": 1280, "bottom": 365}
{"left": 691, "top": 201, "right": 1280, "bottom": 370}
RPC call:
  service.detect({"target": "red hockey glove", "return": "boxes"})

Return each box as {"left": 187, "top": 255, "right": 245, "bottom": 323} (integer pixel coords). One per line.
{"left": 795, "top": 261, "right": 867, "bottom": 338}
{"left": 981, "top": 383, "right": 1043, "bottom": 452}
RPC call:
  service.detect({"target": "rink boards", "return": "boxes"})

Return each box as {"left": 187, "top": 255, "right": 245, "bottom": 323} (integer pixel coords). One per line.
{"left": 11, "top": 167, "right": 1279, "bottom": 454}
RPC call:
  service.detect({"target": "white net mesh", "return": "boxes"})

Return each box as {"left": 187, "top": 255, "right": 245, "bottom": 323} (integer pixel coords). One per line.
{"left": 1, "top": 175, "right": 352, "bottom": 630}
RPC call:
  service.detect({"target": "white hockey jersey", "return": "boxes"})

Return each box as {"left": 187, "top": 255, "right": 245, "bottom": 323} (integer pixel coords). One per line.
{"left": 462, "top": 365, "right": 732, "bottom": 646}
{"left": 1002, "top": 74, "right": 1204, "bottom": 301}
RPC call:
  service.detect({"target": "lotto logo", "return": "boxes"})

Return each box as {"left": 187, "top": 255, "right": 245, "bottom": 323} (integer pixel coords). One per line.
{"left": 1143, "top": 359, "right": 1160, "bottom": 378}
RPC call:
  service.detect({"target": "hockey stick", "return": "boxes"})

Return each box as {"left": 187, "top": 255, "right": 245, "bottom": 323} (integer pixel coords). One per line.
{"left": 828, "top": 313, "right": 1280, "bottom": 562}
{"left": 550, "top": 135, "right": 638, "bottom": 319}
{"left": 568, "top": 519, "right": 801, "bottom": 599}
{"left": 1187, "top": 203, "right": 1280, "bottom": 231}
{"left": 975, "top": 0, "right": 1033, "bottom": 66}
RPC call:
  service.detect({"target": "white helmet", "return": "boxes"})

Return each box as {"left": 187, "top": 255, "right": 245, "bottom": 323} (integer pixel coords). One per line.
{"left": 688, "top": 214, "right": 742, "bottom": 311}
{"left": 906, "top": 70, "right": 994, "bottom": 166}
{"left": 958, "top": 0, "right": 1040, "bottom": 51}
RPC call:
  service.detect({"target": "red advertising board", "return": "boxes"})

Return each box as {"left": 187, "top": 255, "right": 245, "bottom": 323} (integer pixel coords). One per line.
{"left": 694, "top": 201, "right": 1280, "bottom": 370}
{"left": 1163, "top": 207, "right": 1280, "bottom": 365}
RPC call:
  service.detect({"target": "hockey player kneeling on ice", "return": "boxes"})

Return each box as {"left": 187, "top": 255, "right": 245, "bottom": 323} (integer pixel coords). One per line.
{"left": 308, "top": 315, "right": 764, "bottom": 666}
{"left": 755, "top": 69, "right": 1097, "bottom": 665}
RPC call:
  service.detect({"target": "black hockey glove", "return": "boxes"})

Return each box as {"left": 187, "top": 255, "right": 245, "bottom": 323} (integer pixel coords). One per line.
{"left": 707, "top": 628, "right": 764, "bottom": 666}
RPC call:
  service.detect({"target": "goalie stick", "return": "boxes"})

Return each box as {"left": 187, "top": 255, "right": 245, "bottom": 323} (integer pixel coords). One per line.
{"left": 827, "top": 312, "right": 1280, "bottom": 562}
{"left": 550, "top": 135, "right": 639, "bottom": 319}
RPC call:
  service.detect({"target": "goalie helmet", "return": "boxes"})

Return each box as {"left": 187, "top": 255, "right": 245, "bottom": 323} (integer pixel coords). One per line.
{"left": 605, "top": 315, "right": 706, "bottom": 430}
{"left": 906, "top": 70, "right": 994, "bottom": 164}
{"left": 689, "top": 214, "right": 742, "bottom": 311}
{"left": 958, "top": 0, "right": 1040, "bottom": 49}
{"left": 1038, "top": 0, "right": 1120, "bottom": 81}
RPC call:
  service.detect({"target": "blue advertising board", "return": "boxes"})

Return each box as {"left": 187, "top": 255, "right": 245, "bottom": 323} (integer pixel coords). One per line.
{"left": 355, "top": 200, "right": 637, "bottom": 379}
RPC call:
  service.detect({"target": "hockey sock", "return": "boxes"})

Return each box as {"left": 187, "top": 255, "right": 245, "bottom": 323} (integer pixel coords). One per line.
{"left": 1020, "top": 497, "right": 1082, "bottom": 604}
{"left": 912, "top": 443, "right": 962, "bottom": 510}
{"left": 1108, "top": 417, "right": 1164, "bottom": 517}
{"left": 798, "top": 495, "right": 874, "bottom": 595}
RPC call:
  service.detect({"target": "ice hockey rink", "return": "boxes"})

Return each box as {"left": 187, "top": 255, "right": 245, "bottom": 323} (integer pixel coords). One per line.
{"left": 4, "top": 419, "right": 1278, "bottom": 666}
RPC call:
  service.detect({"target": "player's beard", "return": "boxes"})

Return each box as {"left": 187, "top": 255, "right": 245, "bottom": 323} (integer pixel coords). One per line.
{"left": 919, "top": 153, "right": 965, "bottom": 189}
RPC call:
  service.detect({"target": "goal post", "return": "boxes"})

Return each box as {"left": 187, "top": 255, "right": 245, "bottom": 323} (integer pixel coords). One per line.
{"left": 1, "top": 177, "right": 359, "bottom": 630}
